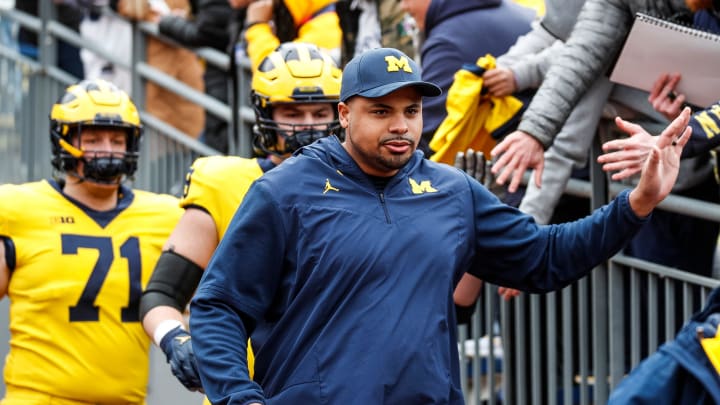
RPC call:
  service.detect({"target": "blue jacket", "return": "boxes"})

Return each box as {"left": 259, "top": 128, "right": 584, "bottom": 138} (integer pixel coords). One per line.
{"left": 685, "top": 99, "right": 720, "bottom": 158}
{"left": 420, "top": 0, "right": 534, "bottom": 147}
{"left": 681, "top": 10, "right": 720, "bottom": 159}
{"left": 608, "top": 287, "right": 720, "bottom": 404}
{"left": 190, "top": 136, "right": 646, "bottom": 404}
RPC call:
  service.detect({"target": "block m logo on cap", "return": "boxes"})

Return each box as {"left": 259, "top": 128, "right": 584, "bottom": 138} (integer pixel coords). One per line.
{"left": 385, "top": 55, "right": 413, "bottom": 73}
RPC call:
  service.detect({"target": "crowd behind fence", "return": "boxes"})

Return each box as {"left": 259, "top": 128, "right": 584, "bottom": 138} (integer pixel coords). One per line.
{"left": 0, "top": 6, "right": 719, "bottom": 405}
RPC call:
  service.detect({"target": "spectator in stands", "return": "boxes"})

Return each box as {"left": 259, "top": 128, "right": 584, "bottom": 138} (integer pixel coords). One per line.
{"left": 599, "top": 3, "right": 720, "bottom": 171}
{"left": 599, "top": 78, "right": 720, "bottom": 176}
{"left": 188, "top": 47, "right": 693, "bottom": 404}
{"left": 153, "top": 0, "right": 235, "bottom": 153}
{"left": 591, "top": 6, "right": 720, "bottom": 359}
{"left": 16, "top": 1, "right": 85, "bottom": 78}
{"left": 489, "top": 0, "right": 713, "bottom": 192}
{"left": 230, "top": 0, "right": 343, "bottom": 70}
{"left": 336, "top": 0, "right": 416, "bottom": 67}
{"left": 80, "top": 8, "right": 133, "bottom": 93}
{"left": 398, "top": 0, "right": 535, "bottom": 155}
{"left": 138, "top": 42, "right": 342, "bottom": 393}
{"left": 113, "top": 0, "right": 205, "bottom": 139}
{"left": 226, "top": 0, "right": 253, "bottom": 57}
{"left": 0, "top": 78, "right": 182, "bottom": 404}
{"left": 488, "top": 0, "right": 720, "bottom": 277}
{"left": 604, "top": 1, "right": 720, "bottom": 276}
{"left": 481, "top": 0, "right": 609, "bottom": 224}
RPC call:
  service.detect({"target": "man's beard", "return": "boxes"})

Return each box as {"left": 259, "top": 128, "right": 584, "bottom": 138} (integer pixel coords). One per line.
{"left": 346, "top": 133, "right": 415, "bottom": 174}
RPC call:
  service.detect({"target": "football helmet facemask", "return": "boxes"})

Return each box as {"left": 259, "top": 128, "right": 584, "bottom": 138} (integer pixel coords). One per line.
{"left": 50, "top": 79, "right": 142, "bottom": 184}
{"left": 251, "top": 42, "right": 342, "bottom": 156}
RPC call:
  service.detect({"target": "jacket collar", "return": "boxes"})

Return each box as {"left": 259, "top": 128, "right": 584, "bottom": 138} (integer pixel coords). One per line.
{"left": 299, "top": 136, "right": 426, "bottom": 187}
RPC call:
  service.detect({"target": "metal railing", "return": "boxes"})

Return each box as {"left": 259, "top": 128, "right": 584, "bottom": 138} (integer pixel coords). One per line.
{"left": 0, "top": 5, "right": 254, "bottom": 194}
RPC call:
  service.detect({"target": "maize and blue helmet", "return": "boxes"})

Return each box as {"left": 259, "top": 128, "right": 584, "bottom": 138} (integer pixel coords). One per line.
{"left": 50, "top": 79, "right": 142, "bottom": 184}
{"left": 251, "top": 42, "right": 342, "bottom": 156}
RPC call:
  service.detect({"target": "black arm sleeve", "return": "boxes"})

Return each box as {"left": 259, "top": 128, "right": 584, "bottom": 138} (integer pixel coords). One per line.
{"left": 1, "top": 237, "right": 15, "bottom": 272}
{"left": 139, "top": 250, "right": 204, "bottom": 321}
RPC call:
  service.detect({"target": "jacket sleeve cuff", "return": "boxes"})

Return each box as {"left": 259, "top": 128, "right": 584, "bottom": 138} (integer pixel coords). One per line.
{"left": 516, "top": 121, "right": 552, "bottom": 150}
{"left": 617, "top": 189, "right": 652, "bottom": 224}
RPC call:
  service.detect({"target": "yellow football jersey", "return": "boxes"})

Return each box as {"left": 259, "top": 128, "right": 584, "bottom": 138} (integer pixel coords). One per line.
{"left": 181, "top": 156, "right": 265, "bottom": 240}
{"left": 0, "top": 180, "right": 182, "bottom": 403}
{"left": 181, "top": 156, "right": 262, "bottom": 384}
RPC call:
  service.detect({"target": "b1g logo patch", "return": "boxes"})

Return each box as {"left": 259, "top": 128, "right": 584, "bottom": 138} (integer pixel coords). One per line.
{"left": 51, "top": 216, "right": 76, "bottom": 224}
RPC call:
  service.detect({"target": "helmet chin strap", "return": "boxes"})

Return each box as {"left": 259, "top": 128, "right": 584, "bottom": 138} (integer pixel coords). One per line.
{"left": 254, "top": 119, "right": 341, "bottom": 157}
{"left": 65, "top": 170, "right": 123, "bottom": 186}
{"left": 67, "top": 155, "right": 127, "bottom": 185}
{"left": 282, "top": 129, "right": 331, "bottom": 154}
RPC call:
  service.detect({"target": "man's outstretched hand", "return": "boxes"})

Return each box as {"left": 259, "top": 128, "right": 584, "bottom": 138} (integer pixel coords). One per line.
{"left": 628, "top": 107, "right": 692, "bottom": 217}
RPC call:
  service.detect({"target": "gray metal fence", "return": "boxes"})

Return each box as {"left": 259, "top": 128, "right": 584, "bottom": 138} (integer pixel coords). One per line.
{"left": 0, "top": 6, "right": 719, "bottom": 405}
{"left": 0, "top": 5, "right": 254, "bottom": 194}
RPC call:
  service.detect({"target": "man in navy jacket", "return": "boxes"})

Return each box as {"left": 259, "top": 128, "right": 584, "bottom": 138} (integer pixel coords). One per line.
{"left": 190, "top": 48, "right": 692, "bottom": 404}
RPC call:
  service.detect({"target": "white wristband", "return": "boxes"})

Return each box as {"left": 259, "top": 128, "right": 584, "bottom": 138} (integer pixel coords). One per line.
{"left": 153, "top": 319, "right": 185, "bottom": 347}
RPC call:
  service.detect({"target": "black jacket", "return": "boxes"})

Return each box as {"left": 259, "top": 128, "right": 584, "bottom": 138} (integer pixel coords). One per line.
{"left": 158, "top": 0, "right": 232, "bottom": 51}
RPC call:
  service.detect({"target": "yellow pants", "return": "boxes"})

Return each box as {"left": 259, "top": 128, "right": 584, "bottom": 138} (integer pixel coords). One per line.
{"left": 1, "top": 385, "right": 146, "bottom": 405}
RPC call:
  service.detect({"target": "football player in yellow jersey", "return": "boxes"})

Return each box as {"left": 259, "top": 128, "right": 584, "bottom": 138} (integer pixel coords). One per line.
{"left": 138, "top": 42, "right": 342, "bottom": 394}
{"left": 0, "top": 79, "right": 183, "bottom": 404}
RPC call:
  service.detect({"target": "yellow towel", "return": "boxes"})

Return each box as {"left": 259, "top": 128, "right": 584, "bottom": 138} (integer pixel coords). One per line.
{"left": 701, "top": 331, "right": 720, "bottom": 374}
{"left": 429, "top": 55, "right": 525, "bottom": 165}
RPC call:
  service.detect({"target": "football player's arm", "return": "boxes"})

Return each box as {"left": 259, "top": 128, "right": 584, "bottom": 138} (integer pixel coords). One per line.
{"left": 244, "top": 0, "right": 278, "bottom": 71}
{"left": 296, "top": 9, "right": 342, "bottom": 55}
{"left": 139, "top": 207, "right": 218, "bottom": 392}
{"left": 141, "top": 207, "right": 219, "bottom": 338}
{"left": 0, "top": 238, "right": 8, "bottom": 297}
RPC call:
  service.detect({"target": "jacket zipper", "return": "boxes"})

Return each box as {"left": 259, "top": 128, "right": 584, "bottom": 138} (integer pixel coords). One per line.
{"left": 378, "top": 191, "right": 391, "bottom": 223}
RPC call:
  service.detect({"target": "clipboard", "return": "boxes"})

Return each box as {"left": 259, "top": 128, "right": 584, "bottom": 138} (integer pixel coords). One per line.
{"left": 609, "top": 13, "right": 720, "bottom": 107}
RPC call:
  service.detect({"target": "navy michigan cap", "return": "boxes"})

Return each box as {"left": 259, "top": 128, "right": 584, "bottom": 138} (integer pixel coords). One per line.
{"left": 340, "top": 48, "right": 442, "bottom": 102}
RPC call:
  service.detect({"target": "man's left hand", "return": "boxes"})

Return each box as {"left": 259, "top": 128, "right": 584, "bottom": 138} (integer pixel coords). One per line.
{"left": 629, "top": 107, "right": 692, "bottom": 217}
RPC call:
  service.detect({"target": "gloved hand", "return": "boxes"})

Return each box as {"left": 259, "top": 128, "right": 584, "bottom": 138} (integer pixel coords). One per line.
{"left": 454, "top": 148, "right": 512, "bottom": 200}
{"left": 454, "top": 148, "right": 492, "bottom": 186}
{"left": 159, "top": 326, "right": 203, "bottom": 392}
